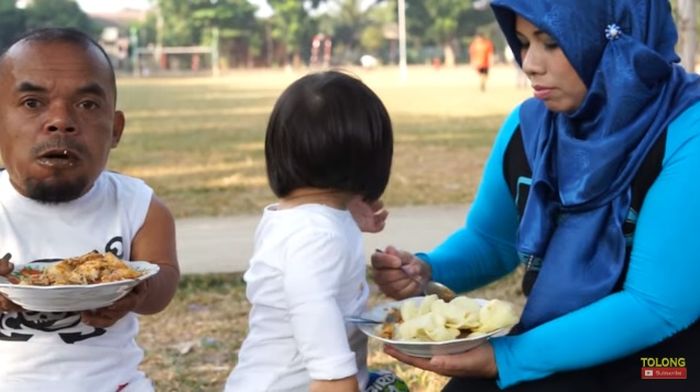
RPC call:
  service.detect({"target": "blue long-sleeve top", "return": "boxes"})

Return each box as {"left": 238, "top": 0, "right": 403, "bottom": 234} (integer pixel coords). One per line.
{"left": 419, "top": 101, "right": 700, "bottom": 388}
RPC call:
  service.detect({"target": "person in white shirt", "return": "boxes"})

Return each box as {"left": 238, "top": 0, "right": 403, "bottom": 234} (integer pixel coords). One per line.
{"left": 0, "top": 28, "right": 180, "bottom": 391}
{"left": 226, "top": 71, "right": 406, "bottom": 392}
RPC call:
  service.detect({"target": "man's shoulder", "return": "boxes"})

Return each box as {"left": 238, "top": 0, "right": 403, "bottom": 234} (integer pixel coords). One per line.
{"left": 99, "top": 171, "right": 153, "bottom": 198}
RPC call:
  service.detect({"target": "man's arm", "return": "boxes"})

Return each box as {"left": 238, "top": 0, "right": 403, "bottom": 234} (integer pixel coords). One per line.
{"left": 310, "top": 376, "right": 359, "bottom": 392}
{"left": 130, "top": 195, "right": 180, "bottom": 314}
{"left": 81, "top": 196, "right": 180, "bottom": 327}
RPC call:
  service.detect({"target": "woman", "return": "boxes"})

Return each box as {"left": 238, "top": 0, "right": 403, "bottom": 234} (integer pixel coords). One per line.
{"left": 371, "top": 0, "right": 700, "bottom": 390}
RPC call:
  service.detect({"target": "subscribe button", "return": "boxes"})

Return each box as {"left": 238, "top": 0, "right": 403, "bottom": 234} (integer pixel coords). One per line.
{"left": 641, "top": 367, "right": 687, "bottom": 379}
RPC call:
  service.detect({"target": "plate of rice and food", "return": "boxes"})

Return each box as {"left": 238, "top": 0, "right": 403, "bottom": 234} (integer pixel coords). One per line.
{"left": 0, "top": 251, "right": 159, "bottom": 312}
{"left": 357, "top": 294, "right": 519, "bottom": 358}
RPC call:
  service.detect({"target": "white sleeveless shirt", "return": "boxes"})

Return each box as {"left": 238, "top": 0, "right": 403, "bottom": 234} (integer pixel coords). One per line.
{"left": 0, "top": 170, "right": 153, "bottom": 392}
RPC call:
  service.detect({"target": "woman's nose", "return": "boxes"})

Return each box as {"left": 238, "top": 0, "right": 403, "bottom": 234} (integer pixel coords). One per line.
{"left": 45, "top": 104, "right": 76, "bottom": 133}
{"left": 521, "top": 48, "right": 544, "bottom": 77}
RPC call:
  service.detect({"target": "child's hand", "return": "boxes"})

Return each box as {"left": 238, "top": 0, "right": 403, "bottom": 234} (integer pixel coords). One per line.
{"left": 348, "top": 197, "right": 388, "bottom": 233}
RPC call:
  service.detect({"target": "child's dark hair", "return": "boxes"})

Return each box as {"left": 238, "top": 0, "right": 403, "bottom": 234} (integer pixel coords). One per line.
{"left": 265, "top": 70, "right": 393, "bottom": 201}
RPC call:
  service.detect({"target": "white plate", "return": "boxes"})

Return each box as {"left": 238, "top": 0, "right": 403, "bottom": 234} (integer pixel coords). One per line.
{"left": 0, "top": 261, "right": 159, "bottom": 312}
{"left": 358, "top": 297, "right": 511, "bottom": 358}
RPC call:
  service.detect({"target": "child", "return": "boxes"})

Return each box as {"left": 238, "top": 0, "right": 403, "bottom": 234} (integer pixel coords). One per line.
{"left": 226, "top": 71, "right": 404, "bottom": 391}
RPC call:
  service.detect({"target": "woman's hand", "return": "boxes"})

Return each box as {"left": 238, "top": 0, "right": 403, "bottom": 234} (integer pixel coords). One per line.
{"left": 348, "top": 197, "right": 388, "bottom": 233}
{"left": 384, "top": 342, "right": 498, "bottom": 379}
{"left": 371, "top": 246, "right": 431, "bottom": 299}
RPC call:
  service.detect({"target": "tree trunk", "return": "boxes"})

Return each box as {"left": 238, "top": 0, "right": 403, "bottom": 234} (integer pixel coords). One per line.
{"left": 678, "top": 0, "right": 697, "bottom": 72}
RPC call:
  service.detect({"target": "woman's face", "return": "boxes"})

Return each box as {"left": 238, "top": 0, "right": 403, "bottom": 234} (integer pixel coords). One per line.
{"left": 515, "top": 16, "right": 587, "bottom": 113}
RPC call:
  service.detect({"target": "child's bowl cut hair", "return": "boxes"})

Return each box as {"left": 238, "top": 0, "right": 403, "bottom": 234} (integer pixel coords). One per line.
{"left": 265, "top": 70, "right": 393, "bottom": 200}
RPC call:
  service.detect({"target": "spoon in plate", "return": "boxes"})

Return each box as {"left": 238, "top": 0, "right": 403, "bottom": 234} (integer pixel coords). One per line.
{"left": 374, "top": 249, "right": 457, "bottom": 302}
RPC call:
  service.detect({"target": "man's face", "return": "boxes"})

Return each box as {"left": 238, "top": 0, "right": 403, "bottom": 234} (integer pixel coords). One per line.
{"left": 0, "top": 40, "right": 124, "bottom": 202}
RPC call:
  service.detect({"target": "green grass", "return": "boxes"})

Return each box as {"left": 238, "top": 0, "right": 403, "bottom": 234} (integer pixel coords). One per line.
{"left": 110, "top": 65, "right": 530, "bottom": 217}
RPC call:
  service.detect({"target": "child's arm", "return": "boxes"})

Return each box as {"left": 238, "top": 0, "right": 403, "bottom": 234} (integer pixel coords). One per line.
{"left": 310, "top": 376, "right": 359, "bottom": 392}
{"left": 283, "top": 229, "right": 363, "bottom": 388}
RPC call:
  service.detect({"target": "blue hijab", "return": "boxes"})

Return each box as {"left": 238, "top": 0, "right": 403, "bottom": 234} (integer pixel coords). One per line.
{"left": 490, "top": 0, "right": 700, "bottom": 330}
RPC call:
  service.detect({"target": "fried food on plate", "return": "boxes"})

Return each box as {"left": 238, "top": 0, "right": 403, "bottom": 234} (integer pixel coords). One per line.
{"left": 17, "top": 251, "right": 142, "bottom": 286}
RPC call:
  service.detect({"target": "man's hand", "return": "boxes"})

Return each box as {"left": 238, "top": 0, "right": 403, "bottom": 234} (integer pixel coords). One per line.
{"left": 348, "top": 197, "right": 388, "bottom": 233}
{"left": 0, "top": 253, "right": 22, "bottom": 312}
{"left": 0, "top": 294, "right": 23, "bottom": 312}
{"left": 371, "top": 246, "right": 431, "bottom": 299}
{"left": 384, "top": 341, "right": 498, "bottom": 379}
{"left": 81, "top": 281, "right": 149, "bottom": 328}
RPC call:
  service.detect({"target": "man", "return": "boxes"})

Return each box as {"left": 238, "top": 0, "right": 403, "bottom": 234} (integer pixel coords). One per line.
{"left": 469, "top": 33, "right": 495, "bottom": 92}
{"left": 0, "top": 28, "right": 179, "bottom": 391}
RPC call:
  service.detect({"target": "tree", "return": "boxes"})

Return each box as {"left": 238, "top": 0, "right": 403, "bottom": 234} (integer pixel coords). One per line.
{"left": 677, "top": 0, "right": 697, "bottom": 71}
{"left": 147, "top": 0, "right": 261, "bottom": 68}
{"left": 0, "top": 0, "right": 26, "bottom": 51}
{"left": 267, "top": 0, "right": 319, "bottom": 67}
{"left": 314, "top": 0, "right": 388, "bottom": 64}
{"left": 25, "top": 0, "right": 96, "bottom": 35}
{"left": 189, "top": 0, "right": 259, "bottom": 67}
{"left": 422, "top": 0, "right": 473, "bottom": 66}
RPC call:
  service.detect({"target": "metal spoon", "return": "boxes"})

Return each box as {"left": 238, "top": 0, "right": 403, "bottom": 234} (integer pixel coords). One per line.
{"left": 374, "top": 249, "right": 458, "bottom": 302}
{"left": 422, "top": 280, "right": 457, "bottom": 302}
{"left": 345, "top": 315, "right": 384, "bottom": 324}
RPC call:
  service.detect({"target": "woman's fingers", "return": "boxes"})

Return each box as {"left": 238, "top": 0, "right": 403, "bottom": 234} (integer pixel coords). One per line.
{"left": 371, "top": 248, "right": 423, "bottom": 298}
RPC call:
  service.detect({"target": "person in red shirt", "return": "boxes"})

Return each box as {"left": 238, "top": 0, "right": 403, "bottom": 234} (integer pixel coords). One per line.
{"left": 469, "top": 33, "right": 495, "bottom": 91}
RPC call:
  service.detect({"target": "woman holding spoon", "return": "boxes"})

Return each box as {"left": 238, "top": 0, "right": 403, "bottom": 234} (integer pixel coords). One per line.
{"left": 372, "top": 0, "right": 700, "bottom": 390}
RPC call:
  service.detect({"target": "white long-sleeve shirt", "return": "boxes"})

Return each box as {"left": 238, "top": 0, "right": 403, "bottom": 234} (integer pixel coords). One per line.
{"left": 226, "top": 203, "right": 369, "bottom": 391}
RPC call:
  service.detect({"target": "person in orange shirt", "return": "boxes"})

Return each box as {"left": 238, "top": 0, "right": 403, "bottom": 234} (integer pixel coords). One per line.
{"left": 469, "top": 32, "right": 495, "bottom": 91}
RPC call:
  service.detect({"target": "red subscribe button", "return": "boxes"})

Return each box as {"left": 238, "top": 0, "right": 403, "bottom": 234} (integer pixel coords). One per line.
{"left": 641, "top": 367, "right": 687, "bottom": 380}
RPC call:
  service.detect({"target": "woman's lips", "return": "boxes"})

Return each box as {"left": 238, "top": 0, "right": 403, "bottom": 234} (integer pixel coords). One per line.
{"left": 533, "top": 85, "right": 554, "bottom": 100}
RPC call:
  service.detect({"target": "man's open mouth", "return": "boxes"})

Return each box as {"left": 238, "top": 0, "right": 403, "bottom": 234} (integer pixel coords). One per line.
{"left": 36, "top": 148, "right": 80, "bottom": 168}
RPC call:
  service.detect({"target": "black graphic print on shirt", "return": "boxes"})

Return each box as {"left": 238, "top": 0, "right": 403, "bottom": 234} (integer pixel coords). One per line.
{"left": 0, "top": 236, "right": 125, "bottom": 343}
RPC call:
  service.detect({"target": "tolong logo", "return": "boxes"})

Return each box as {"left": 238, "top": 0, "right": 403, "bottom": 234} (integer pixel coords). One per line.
{"left": 640, "top": 357, "right": 687, "bottom": 380}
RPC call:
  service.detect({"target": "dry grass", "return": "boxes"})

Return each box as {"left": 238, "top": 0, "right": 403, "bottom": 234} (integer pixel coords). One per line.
{"left": 138, "top": 269, "right": 526, "bottom": 391}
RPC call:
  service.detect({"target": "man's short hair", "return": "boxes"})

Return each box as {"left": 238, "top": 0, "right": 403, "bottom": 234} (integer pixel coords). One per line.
{"left": 265, "top": 70, "right": 393, "bottom": 201}
{"left": 0, "top": 27, "right": 116, "bottom": 98}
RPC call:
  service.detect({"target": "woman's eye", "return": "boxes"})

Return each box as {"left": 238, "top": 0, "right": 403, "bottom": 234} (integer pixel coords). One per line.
{"left": 544, "top": 42, "right": 560, "bottom": 50}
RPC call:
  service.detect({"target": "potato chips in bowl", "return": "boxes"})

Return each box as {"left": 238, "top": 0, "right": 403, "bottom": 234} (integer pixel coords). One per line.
{"left": 359, "top": 295, "right": 519, "bottom": 358}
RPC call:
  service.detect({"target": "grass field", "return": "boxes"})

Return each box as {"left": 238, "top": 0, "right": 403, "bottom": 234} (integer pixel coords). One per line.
{"left": 112, "top": 65, "right": 530, "bottom": 217}
{"left": 121, "top": 65, "right": 532, "bottom": 391}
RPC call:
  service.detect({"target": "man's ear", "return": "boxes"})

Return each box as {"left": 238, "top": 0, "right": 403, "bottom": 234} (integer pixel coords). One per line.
{"left": 111, "top": 110, "right": 125, "bottom": 148}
